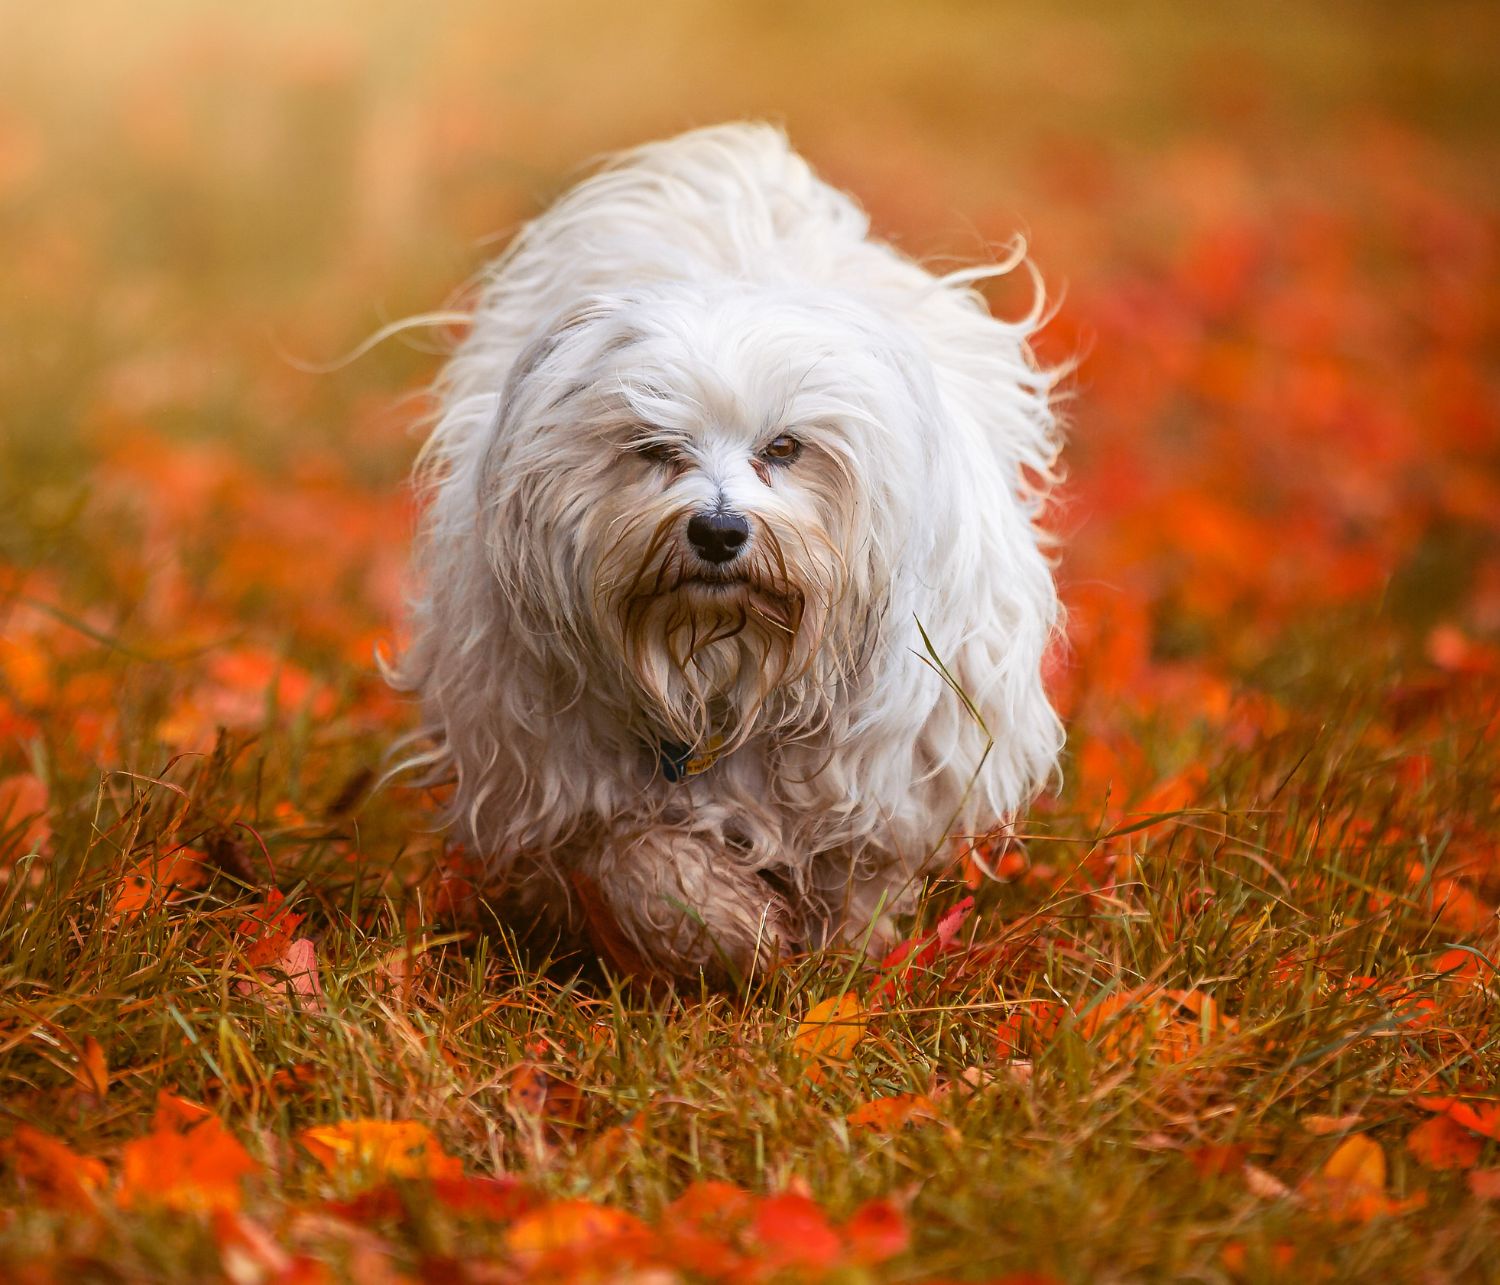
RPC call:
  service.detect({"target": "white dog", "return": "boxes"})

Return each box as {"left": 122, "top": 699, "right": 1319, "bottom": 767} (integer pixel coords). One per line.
{"left": 392, "top": 123, "right": 1063, "bottom": 983}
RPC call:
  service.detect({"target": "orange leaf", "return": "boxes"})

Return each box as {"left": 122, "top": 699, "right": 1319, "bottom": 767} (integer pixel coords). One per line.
{"left": 507, "top": 1062, "right": 585, "bottom": 1129}
{"left": 1468, "top": 1169, "right": 1500, "bottom": 1199}
{"left": 505, "top": 1200, "right": 647, "bottom": 1269}
{"left": 793, "top": 994, "right": 867, "bottom": 1082}
{"left": 1073, "top": 987, "right": 1235, "bottom": 1063}
{"left": 0, "top": 772, "right": 50, "bottom": 853}
{"left": 1433, "top": 947, "right": 1497, "bottom": 989}
{"left": 299, "top": 1119, "right": 461, "bottom": 1183}
{"left": 76, "top": 1036, "right": 108, "bottom": 1100}
{"left": 119, "top": 1113, "right": 258, "bottom": 1214}
{"left": 1187, "top": 1143, "right": 1247, "bottom": 1178}
{"left": 1443, "top": 1100, "right": 1500, "bottom": 1140}
{"left": 109, "top": 849, "right": 208, "bottom": 921}
{"left": 154, "top": 1090, "right": 214, "bottom": 1131}
{"left": 846, "top": 1093, "right": 939, "bottom": 1132}
{"left": 5, "top": 1126, "right": 108, "bottom": 1211}
{"left": 667, "top": 1179, "right": 757, "bottom": 1232}
{"left": 1406, "top": 1115, "right": 1481, "bottom": 1171}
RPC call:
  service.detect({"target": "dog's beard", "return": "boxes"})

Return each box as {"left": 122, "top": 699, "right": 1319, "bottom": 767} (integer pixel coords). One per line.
{"left": 595, "top": 507, "right": 828, "bottom": 752}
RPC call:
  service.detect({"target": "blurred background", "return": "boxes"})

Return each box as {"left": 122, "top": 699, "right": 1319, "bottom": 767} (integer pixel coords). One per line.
{"left": 2, "top": 0, "right": 1497, "bottom": 846}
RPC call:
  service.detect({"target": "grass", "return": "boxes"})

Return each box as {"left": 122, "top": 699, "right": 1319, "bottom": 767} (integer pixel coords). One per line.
{"left": 3, "top": 2, "right": 1499, "bottom": 1281}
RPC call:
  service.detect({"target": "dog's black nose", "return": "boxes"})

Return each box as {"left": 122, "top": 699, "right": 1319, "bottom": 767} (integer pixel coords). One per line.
{"left": 687, "top": 510, "right": 750, "bottom": 563}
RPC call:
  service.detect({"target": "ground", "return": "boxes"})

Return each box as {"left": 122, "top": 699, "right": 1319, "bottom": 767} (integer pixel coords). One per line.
{"left": 2, "top": 3, "right": 1499, "bottom": 1281}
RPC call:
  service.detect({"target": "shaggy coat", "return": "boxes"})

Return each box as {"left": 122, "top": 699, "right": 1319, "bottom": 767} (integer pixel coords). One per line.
{"left": 393, "top": 123, "right": 1062, "bottom": 981}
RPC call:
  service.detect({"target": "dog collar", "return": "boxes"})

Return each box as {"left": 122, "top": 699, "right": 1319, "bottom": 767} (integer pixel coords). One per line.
{"left": 657, "top": 734, "right": 726, "bottom": 782}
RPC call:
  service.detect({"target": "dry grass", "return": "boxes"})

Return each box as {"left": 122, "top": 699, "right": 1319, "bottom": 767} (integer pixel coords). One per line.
{"left": 3, "top": 3, "right": 1499, "bottom": 1281}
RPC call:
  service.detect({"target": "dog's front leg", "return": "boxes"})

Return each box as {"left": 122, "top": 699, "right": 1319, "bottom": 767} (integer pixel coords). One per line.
{"left": 578, "top": 822, "right": 801, "bottom": 985}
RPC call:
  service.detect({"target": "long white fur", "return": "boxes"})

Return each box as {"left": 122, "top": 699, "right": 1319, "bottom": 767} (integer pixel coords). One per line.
{"left": 391, "top": 123, "right": 1063, "bottom": 979}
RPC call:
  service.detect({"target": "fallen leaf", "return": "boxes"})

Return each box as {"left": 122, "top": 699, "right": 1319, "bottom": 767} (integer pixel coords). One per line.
{"left": 667, "top": 1180, "right": 757, "bottom": 1231}
{"left": 507, "top": 1062, "right": 585, "bottom": 1130}
{"left": 504, "top": 1200, "right": 648, "bottom": 1271}
{"left": 299, "top": 1120, "right": 461, "bottom": 1183}
{"left": 109, "top": 848, "right": 208, "bottom": 921}
{"left": 1406, "top": 1114, "right": 1482, "bottom": 1171}
{"left": 0, "top": 772, "right": 50, "bottom": 853}
{"left": 1188, "top": 1143, "right": 1247, "bottom": 1177}
{"left": 236, "top": 889, "right": 304, "bottom": 968}
{"left": 1301, "top": 1113, "right": 1363, "bottom": 1136}
{"left": 1412, "top": 1092, "right": 1500, "bottom": 1141}
{"left": 1073, "top": 987, "right": 1236, "bottom": 1063}
{"left": 1468, "top": 1169, "right": 1500, "bottom": 1199}
{"left": 1445, "top": 1100, "right": 1500, "bottom": 1140}
{"left": 793, "top": 993, "right": 867, "bottom": 1082}
{"left": 874, "top": 896, "right": 975, "bottom": 1001}
{"left": 845, "top": 1196, "right": 911, "bottom": 1264}
{"left": 1433, "top": 947, "right": 1497, "bottom": 989}
{"left": 119, "top": 1110, "right": 259, "bottom": 1214}
{"left": 154, "top": 1090, "right": 214, "bottom": 1131}
{"left": 5, "top": 1126, "right": 108, "bottom": 1210}
{"left": 570, "top": 871, "right": 658, "bottom": 980}
{"left": 1322, "top": 1134, "right": 1386, "bottom": 1188}
{"left": 1300, "top": 1135, "right": 1426, "bottom": 1222}
{"left": 75, "top": 1036, "right": 108, "bottom": 1100}
{"left": 429, "top": 1175, "right": 537, "bottom": 1221}
{"left": 846, "top": 1093, "right": 939, "bottom": 1132}
{"left": 752, "top": 1192, "right": 844, "bottom": 1272}
{"left": 1241, "top": 1164, "right": 1293, "bottom": 1201}
{"left": 235, "top": 935, "right": 324, "bottom": 1013}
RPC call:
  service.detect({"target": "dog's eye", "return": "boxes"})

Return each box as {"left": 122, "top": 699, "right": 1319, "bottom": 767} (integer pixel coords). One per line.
{"left": 761, "top": 435, "right": 801, "bottom": 463}
{"left": 633, "top": 439, "right": 679, "bottom": 466}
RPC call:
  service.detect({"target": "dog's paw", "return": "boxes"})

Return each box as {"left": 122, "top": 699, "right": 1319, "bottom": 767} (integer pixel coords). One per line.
{"left": 586, "top": 826, "right": 802, "bottom": 985}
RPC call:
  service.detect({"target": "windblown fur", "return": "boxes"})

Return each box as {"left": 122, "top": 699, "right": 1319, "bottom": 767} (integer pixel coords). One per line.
{"left": 392, "top": 123, "right": 1063, "bottom": 981}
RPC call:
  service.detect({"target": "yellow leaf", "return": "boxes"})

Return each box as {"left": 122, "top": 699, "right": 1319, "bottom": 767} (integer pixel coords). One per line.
{"left": 1321, "top": 1134, "right": 1385, "bottom": 1190}
{"left": 1300, "top": 1134, "right": 1426, "bottom": 1222}
{"left": 299, "top": 1119, "right": 461, "bottom": 1183}
{"left": 793, "top": 994, "right": 867, "bottom": 1082}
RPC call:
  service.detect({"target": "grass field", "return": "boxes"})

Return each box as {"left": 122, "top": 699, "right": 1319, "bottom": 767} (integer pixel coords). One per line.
{"left": 3, "top": 3, "right": 1499, "bottom": 1280}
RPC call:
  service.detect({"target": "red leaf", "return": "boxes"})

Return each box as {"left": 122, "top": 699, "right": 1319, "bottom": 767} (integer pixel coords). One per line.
{"left": 236, "top": 889, "right": 304, "bottom": 968}
{"left": 874, "top": 896, "right": 975, "bottom": 1002}
{"left": 751, "top": 1193, "right": 843, "bottom": 1271}
{"left": 845, "top": 1197, "right": 910, "bottom": 1264}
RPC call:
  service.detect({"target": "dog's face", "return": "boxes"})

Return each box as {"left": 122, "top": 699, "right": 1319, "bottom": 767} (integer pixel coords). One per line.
{"left": 480, "top": 283, "right": 936, "bottom": 751}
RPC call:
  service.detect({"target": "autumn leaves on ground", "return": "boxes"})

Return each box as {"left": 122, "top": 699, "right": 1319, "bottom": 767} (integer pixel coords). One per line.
{"left": 2, "top": 4, "right": 1499, "bottom": 1281}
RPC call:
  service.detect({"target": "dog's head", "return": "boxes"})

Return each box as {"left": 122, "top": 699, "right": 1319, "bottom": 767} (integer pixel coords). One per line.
{"left": 477, "top": 282, "right": 940, "bottom": 752}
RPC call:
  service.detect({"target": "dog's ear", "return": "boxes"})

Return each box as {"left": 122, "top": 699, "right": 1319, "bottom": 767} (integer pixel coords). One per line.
{"left": 501, "top": 295, "right": 637, "bottom": 404}
{"left": 479, "top": 295, "right": 637, "bottom": 490}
